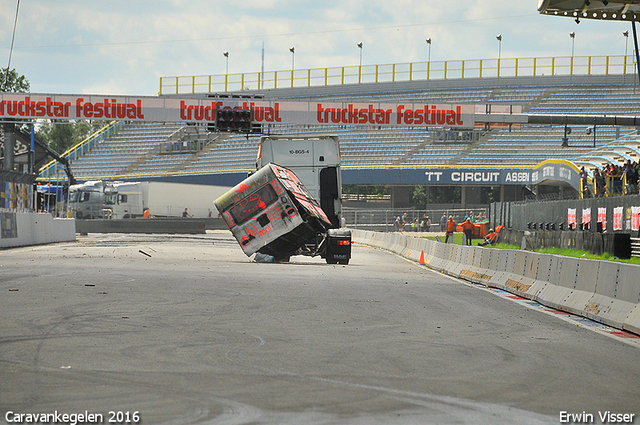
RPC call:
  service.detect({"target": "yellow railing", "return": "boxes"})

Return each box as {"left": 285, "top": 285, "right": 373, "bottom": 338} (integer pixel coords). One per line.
{"left": 159, "top": 54, "right": 638, "bottom": 95}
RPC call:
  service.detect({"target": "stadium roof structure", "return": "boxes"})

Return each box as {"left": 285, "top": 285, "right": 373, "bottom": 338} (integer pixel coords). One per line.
{"left": 538, "top": 0, "right": 640, "bottom": 21}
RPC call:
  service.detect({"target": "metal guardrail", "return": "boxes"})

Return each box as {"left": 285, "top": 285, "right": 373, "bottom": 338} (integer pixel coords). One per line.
{"left": 632, "top": 238, "right": 640, "bottom": 258}
{"left": 160, "top": 54, "right": 638, "bottom": 95}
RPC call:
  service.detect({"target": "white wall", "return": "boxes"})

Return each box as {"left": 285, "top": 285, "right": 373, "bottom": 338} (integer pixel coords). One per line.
{"left": 0, "top": 212, "right": 76, "bottom": 249}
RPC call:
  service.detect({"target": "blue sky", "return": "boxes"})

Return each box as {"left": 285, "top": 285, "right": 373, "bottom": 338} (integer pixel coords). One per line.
{"left": 0, "top": 0, "right": 632, "bottom": 95}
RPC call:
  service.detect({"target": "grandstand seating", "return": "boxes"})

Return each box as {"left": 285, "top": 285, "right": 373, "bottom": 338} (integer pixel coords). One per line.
{"left": 66, "top": 123, "right": 182, "bottom": 178}
{"left": 48, "top": 75, "right": 640, "bottom": 181}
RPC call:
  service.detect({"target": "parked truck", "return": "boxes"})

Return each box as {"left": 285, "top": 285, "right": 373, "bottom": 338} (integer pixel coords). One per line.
{"left": 214, "top": 163, "right": 351, "bottom": 264}
{"left": 68, "top": 180, "right": 109, "bottom": 219}
{"left": 69, "top": 180, "right": 229, "bottom": 219}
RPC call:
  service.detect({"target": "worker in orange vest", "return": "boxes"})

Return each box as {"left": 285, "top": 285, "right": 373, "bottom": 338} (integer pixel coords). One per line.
{"left": 445, "top": 216, "right": 456, "bottom": 243}
{"left": 480, "top": 228, "right": 498, "bottom": 246}
{"left": 461, "top": 218, "right": 474, "bottom": 245}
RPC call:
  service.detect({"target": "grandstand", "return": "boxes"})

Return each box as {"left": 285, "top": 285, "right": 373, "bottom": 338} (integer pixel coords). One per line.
{"left": 39, "top": 73, "right": 640, "bottom": 203}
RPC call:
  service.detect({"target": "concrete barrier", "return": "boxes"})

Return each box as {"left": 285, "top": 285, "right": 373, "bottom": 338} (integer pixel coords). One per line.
{"left": 351, "top": 229, "right": 640, "bottom": 335}
{"left": 491, "top": 250, "right": 517, "bottom": 291}
{"left": 1, "top": 212, "right": 76, "bottom": 249}
{"left": 449, "top": 245, "right": 471, "bottom": 277}
{"left": 75, "top": 218, "right": 207, "bottom": 234}
{"left": 528, "top": 254, "right": 557, "bottom": 300}
{"left": 499, "top": 251, "right": 536, "bottom": 298}
{"left": 617, "top": 265, "right": 640, "bottom": 334}
{"left": 403, "top": 236, "right": 425, "bottom": 262}
{"left": 587, "top": 262, "right": 639, "bottom": 330}
{"left": 423, "top": 238, "right": 436, "bottom": 266}
{"left": 368, "top": 231, "right": 385, "bottom": 249}
{"left": 466, "top": 247, "right": 497, "bottom": 286}
{"left": 486, "top": 249, "right": 510, "bottom": 289}
{"left": 440, "top": 244, "right": 458, "bottom": 275}
{"left": 363, "top": 231, "right": 376, "bottom": 246}
{"left": 428, "top": 241, "right": 448, "bottom": 271}
{"left": 537, "top": 257, "right": 579, "bottom": 313}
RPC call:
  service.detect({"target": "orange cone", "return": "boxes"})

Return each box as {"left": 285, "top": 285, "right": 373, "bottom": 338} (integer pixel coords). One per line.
{"left": 419, "top": 250, "right": 425, "bottom": 265}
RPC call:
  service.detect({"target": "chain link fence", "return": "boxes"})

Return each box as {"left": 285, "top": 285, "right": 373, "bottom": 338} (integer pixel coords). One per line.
{"left": 343, "top": 207, "right": 488, "bottom": 232}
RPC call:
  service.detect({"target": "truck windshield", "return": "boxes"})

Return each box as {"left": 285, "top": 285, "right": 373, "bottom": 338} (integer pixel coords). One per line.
{"left": 104, "top": 194, "right": 116, "bottom": 205}
{"left": 69, "top": 191, "right": 79, "bottom": 203}
{"left": 228, "top": 183, "right": 278, "bottom": 225}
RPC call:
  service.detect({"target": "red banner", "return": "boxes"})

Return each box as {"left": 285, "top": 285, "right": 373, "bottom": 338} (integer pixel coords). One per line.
{"left": 613, "top": 207, "right": 623, "bottom": 231}
{"left": 598, "top": 207, "right": 607, "bottom": 232}
{"left": 0, "top": 93, "right": 478, "bottom": 128}
{"left": 568, "top": 208, "right": 577, "bottom": 228}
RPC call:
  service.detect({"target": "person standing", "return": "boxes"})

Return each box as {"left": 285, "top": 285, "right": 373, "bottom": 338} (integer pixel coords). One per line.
{"left": 440, "top": 213, "right": 447, "bottom": 232}
{"left": 495, "top": 224, "right": 505, "bottom": 243}
{"left": 461, "top": 218, "right": 474, "bottom": 246}
{"left": 445, "top": 216, "right": 456, "bottom": 243}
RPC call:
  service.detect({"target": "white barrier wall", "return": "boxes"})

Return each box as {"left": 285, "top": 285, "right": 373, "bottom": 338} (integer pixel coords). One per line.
{"left": 0, "top": 212, "right": 76, "bottom": 249}
{"left": 352, "top": 229, "right": 640, "bottom": 335}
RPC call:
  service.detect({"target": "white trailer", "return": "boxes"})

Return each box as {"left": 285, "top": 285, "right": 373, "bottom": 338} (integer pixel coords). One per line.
{"left": 70, "top": 180, "right": 229, "bottom": 219}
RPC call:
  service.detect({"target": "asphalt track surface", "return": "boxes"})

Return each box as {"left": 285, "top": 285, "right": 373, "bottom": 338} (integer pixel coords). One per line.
{"left": 1, "top": 232, "right": 639, "bottom": 425}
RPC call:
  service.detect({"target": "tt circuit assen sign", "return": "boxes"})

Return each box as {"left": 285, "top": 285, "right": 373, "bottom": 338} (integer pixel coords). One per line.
{"left": 422, "top": 161, "right": 581, "bottom": 188}
{"left": 425, "top": 169, "right": 532, "bottom": 185}
{"left": 0, "top": 93, "right": 477, "bottom": 129}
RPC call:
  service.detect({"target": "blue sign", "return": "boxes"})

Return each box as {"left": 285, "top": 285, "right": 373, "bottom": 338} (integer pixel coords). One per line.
{"left": 342, "top": 160, "right": 581, "bottom": 191}
{"left": 424, "top": 169, "right": 532, "bottom": 185}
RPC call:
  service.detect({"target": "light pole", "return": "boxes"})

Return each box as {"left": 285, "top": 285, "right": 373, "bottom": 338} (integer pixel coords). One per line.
{"left": 496, "top": 34, "right": 502, "bottom": 77}
{"left": 357, "top": 42, "right": 363, "bottom": 83}
{"left": 569, "top": 32, "right": 575, "bottom": 74}
{"left": 223, "top": 51, "right": 229, "bottom": 75}
{"left": 426, "top": 38, "right": 432, "bottom": 79}
{"left": 569, "top": 32, "right": 575, "bottom": 57}
{"left": 624, "top": 30, "right": 630, "bottom": 56}
{"left": 290, "top": 47, "right": 295, "bottom": 87}
{"left": 624, "top": 30, "right": 630, "bottom": 75}
{"left": 289, "top": 47, "right": 295, "bottom": 71}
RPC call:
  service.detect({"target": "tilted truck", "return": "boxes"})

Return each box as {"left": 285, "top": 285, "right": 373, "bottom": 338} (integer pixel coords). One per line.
{"left": 214, "top": 163, "right": 351, "bottom": 264}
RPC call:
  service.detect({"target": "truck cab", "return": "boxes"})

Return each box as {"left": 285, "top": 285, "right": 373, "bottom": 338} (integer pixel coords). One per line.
{"left": 68, "top": 180, "right": 107, "bottom": 219}
{"left": 256, "top": 135, "right": 343, "bottom": 229}
{"left": 102, "top": 181, "right": 147, "bottom": 219}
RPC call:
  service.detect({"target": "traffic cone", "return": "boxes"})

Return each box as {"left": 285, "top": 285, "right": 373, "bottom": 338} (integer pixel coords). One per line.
{"left": 419, "top": 250, "right": 425, "bottom": 265}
